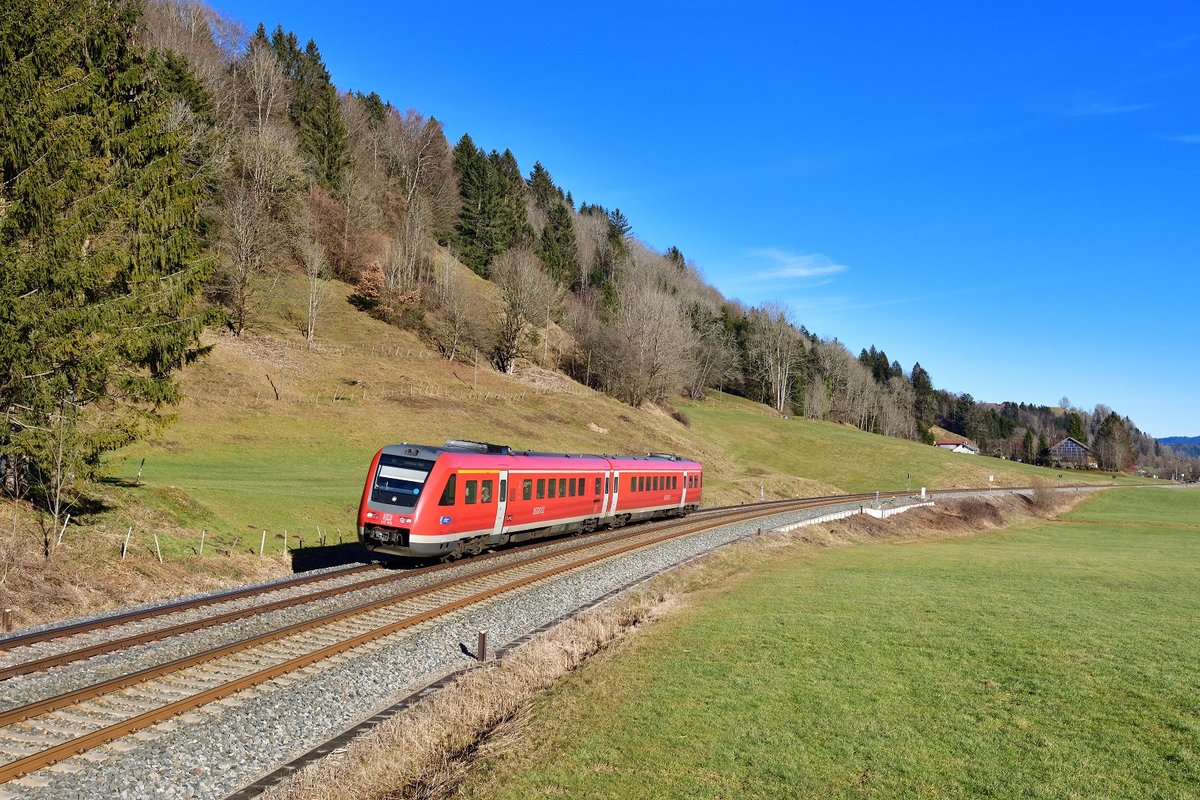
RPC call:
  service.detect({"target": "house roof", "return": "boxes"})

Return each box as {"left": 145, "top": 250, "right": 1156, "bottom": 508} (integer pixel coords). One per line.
{"left": 1051, "top": 436, "right": 1092, "bottom": 452}
{"left": 936, "top": 439, "right": 977, "bottom": 448}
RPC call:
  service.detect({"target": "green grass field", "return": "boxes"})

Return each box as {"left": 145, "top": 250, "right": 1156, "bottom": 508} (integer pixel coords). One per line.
{"left": 458, "top": 488, "right": 1200, "bottom": 799}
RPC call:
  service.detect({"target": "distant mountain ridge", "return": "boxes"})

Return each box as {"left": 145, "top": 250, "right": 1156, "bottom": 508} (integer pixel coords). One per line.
{"left": 1160, "top": 436, "right": 1200, "bottom": 458}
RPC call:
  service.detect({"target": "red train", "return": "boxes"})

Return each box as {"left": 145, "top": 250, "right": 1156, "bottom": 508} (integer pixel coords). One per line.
{"left": 357, "top": 440, "right": 703, "bottom": 558}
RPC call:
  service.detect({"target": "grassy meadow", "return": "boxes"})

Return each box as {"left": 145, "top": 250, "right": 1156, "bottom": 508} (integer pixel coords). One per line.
{"left": 457, "top": 488, "right": 1200, "bottom": 799}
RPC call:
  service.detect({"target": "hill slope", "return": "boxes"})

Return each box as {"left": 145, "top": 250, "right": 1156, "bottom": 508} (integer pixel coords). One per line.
{"left": 0, "top": 275, "right": 1151, "bottom": 627}
{"left": 107, "top": 276, "right": 1138, "bottom": 542}
{"left": 1160, "top": 436, "right": 1200, "bottom": 458}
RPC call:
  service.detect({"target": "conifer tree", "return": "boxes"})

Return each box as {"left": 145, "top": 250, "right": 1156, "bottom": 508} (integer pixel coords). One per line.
{"left": 491, "top": 149, "right": 532, "bottom": 249}
{"left": 528, "top": 162, "right": 560, "bottom": 209}
{"left": 539, "top": 201, "right": 578, "bottom": 286}
{"left": 910, "top": 362, "right": 936, "bottom": 429}
{"left": 0, "top": 0, "right": 210, "bottom": 538}
{"left": 268, "top": 30, "right": 349, "bottom": 189}
{"left": 451, "top": 134, "right": 502, "bottom": 275}
{"left": 1066, "top": 411, "right": 1087, "bottom": 443}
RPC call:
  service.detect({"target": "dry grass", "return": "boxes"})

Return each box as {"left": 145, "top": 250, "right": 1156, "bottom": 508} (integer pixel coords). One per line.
{"left": 263, "top": 495, "right": 1061, "bottom": 800}
{"left": 0, "top": 498, "right": 290, "bottom": 628}
{"left": 263, "top": 591, "right": 677, "bottom": 800}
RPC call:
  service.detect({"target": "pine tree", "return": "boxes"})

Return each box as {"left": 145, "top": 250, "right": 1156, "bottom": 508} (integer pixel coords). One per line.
{"left": 294, "top": 40, "right": 349, "bottom": 189}
{"left": 0, "top": 0, "right": 210, "bottom": 539}
{"left": 268, "top": 31, "right": 349, "bottom": 189}
{"left": 1023, "top": 429, "right": 1035, "bottom": 463}
{"left": 528, "top": 161, "right": 560, "bottom": 209}
{"left": 539, "top": 201, "right": 578, "bottom": 286}
{"left": 911, "top": 362, "right": 936, "bottom": 429}
{"left": 451, "top": 135, "right": 502, "bottom": 275}
{"left": 1066, "top": 412, "right": 1087, "bottom": 443}
{"left": 492, "top": 149, "right": 532, "bottom": 249}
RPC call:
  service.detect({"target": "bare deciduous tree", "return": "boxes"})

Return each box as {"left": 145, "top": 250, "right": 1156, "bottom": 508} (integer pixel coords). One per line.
{"left": 745, "top": 302, "right": 804, "bottom": 414}
{"left": 300, "top": 238, "right": 330, "bottom": 347}
{"left": 488, "top": 249, "right": 560, "bottom": 373}
{"left": 605, "top": 282, "right": 691, "bottom": 407}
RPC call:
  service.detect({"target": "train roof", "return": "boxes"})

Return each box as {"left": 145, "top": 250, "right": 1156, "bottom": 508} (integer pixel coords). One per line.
{"left": 378, "top": 441, "right": 701, "bottom": 468}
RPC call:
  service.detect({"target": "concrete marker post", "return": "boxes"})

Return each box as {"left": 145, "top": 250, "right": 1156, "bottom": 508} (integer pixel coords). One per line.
{"left": 3, "top": 609, "right": 12, "bottom": 633}
{"left": 477, "top": 630, "right": 488, "bottom": 662}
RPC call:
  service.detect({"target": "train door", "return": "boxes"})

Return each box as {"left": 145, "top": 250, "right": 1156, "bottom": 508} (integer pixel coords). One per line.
{"left": 610, "top": 470, "right": 620, "bottom": 513}
{"left": 492, "top": 470, "right": 508, "bottom": 537}
{"left": 680, "top": 471, "right": 688, "bottom": 509}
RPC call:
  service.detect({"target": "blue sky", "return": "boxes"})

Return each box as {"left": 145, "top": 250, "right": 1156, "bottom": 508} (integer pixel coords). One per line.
{"left": 216, "top": 1, "right": 1199, "bottom": 437}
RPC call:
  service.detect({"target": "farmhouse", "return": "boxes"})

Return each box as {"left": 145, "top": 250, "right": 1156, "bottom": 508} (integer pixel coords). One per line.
{"left": 935, "top": 439, "right": 979, "bottom": 454}
{"left": 1049, "top": 436, "right": 1096, "bottom": 469}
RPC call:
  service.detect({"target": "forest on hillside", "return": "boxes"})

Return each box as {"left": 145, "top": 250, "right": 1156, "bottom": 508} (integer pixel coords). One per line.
{"left": 2, "top": 0, "right": 1195, "bottom": 528}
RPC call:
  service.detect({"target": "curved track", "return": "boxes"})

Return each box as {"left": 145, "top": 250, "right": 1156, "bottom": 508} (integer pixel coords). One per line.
{"left": 0, "top": 485, "right": 1069, "bottom": 786}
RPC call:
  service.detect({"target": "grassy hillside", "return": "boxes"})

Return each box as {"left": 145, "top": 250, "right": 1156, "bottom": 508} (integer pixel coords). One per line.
{"left": 95, "top": 273, "right": 1144, "bottom": 551}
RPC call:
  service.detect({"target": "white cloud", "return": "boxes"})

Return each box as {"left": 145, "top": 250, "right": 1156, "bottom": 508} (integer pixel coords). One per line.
{"left": 1063, "top": 96, "right": 1153, "bottom": 118}
{"left": 1163, "top": 133, "right": 1200, "bottom": 144}
{"left": 747, "top": 248, "right": 849, "bottom": 281}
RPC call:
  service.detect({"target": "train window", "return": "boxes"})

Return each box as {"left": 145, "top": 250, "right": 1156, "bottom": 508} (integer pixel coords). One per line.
{"left": 481, "top": 480, "right": 493, "bottom": 503}
{"left": 523, "top": 479, "right": 532, "bottom": 500}
{"left": 672, "top": 476, "right": 677, "bottom": 489}
{"left": 537, "top": 478, "right": 545, "bottom": 499}
{"left": 568, "top": 479, "right": 575, "bottom": 497}
{"left": 559, "top": 478, "right": 567, "bottom": 497}
{"left": 577, "top": 477, "right": 585, "bottom": 495}
{"left": 637, "top": 476, "right": 644, "bottom": 491}
{"left": 595, "top": 477, "right": 601, "bottom": 495}
{"left": 655, "top": 476, "right": 661, "bottom": 491}
{"left": 548, "top": 479, "right": 556, "bottom": 499}
{"left": 438, "top": 474, "right": 456, "bottom": 506}
{"left": 465, "top": 480, "right": 477, "bottom": 505}
{"left": 500, "top": 479, "right": 507, "bottom": 501}
{"left": 605, "top": 476, "right": 610, "bottom": 494}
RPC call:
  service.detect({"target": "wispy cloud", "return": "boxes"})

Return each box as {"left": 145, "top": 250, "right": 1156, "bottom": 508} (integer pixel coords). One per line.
{"left": 1162, "top": 133, "right": 1200, "bottom": 144}
{"left": 1063, "top": 95, "right": 1154, "bottom": 118}
{"left": 746, "top": 249, "right": 849, "bottom": 281}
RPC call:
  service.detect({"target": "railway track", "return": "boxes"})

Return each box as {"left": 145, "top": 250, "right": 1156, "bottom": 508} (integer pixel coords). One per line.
{"left": 0, "top": 486, "right": 1063, "bottom": 791}
{"left": 0, "top": 494, "right": 877, "bottom": 786}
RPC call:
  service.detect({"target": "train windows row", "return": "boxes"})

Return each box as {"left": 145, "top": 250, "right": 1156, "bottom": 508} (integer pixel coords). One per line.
{"left": 439, "top": 471, "right": 701, "bottom": 507}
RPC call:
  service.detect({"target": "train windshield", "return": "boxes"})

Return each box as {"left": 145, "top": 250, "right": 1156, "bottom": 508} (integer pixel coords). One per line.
{"left": 371, "top": 454, "right": 436, "bottom": 509}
